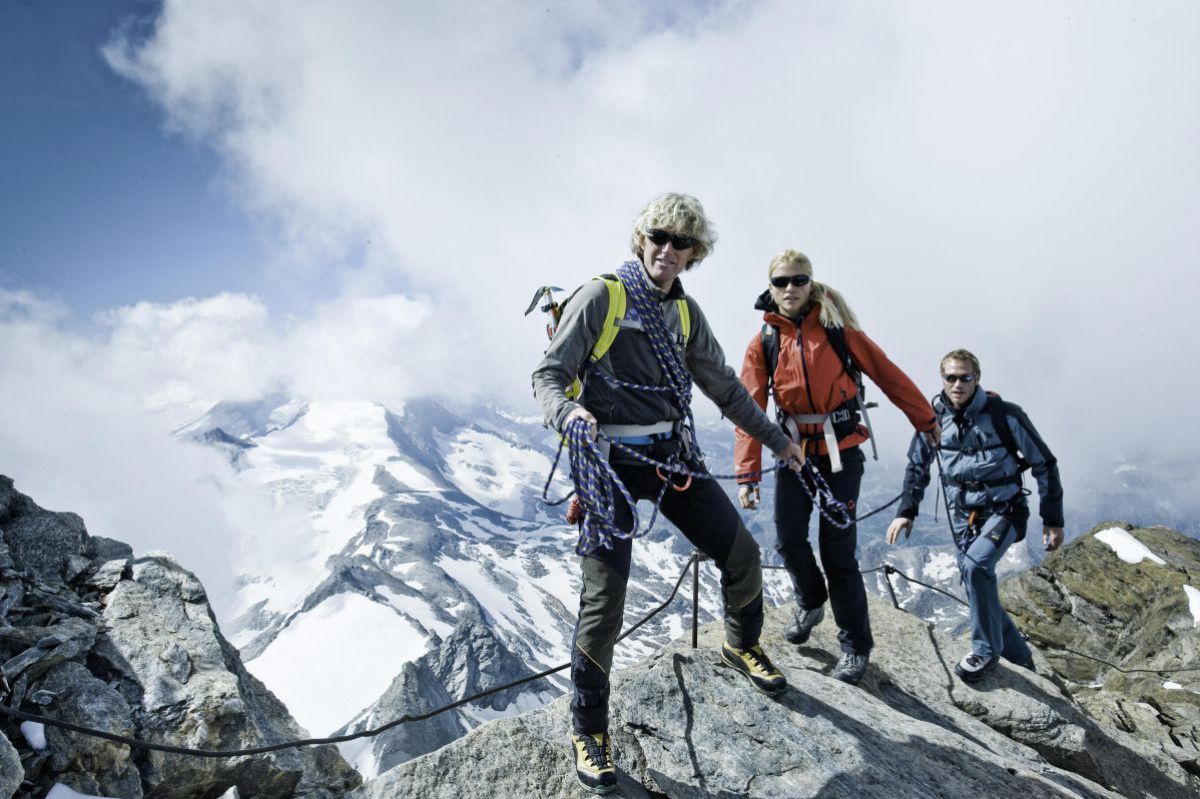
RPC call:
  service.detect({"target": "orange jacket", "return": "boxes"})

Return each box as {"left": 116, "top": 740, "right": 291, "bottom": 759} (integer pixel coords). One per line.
{"left": 734, "top": 303, "right": 935, "bottom": 483}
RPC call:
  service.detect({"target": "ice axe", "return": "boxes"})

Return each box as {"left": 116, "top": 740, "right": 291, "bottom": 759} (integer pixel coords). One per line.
{"left": 524, "top": 285, "right": 564, "bottom": 340}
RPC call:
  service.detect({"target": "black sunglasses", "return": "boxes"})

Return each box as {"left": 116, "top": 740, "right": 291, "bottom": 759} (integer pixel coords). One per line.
{"left": 770, "top": 274, "right": 812, "bottom": 288}
{"left": 645, "top": 228, "right": 697, "bottom": 250}
{"left": 942, "top": 373, "right": 977, "bottom": 384}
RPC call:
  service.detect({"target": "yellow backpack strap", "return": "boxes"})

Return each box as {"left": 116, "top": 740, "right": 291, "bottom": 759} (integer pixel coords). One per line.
{"left": 566, "top": 277, "right": 624, "bottom": 400}
{"left": 590, "top": 277, "right": 625, "bottom": 362}
{"left": 676, "top": 298, "right": 691, "bottom": 342}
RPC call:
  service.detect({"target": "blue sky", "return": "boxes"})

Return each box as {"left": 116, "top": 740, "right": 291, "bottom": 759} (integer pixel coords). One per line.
{"left": 0, "top": 0, "right": 276, "bottom": 317}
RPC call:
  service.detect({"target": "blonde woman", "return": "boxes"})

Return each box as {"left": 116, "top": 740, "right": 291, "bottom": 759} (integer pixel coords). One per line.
{"left": 735, "top": 250, "right": 937, "bottom": 684}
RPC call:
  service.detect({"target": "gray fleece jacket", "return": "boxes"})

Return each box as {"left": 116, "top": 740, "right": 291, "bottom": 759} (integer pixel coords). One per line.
{"left": 531, "top": 266, "right": 791, "bottom": 458}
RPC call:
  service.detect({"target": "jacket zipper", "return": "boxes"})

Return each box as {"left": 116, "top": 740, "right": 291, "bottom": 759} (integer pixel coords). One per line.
{"left": 795, "top": 322, "right": 818, "bottom": 412}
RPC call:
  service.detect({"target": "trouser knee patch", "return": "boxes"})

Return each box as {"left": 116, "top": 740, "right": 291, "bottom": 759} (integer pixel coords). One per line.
{"left": 575, "top": 557, "right": 628, "bottom": 675}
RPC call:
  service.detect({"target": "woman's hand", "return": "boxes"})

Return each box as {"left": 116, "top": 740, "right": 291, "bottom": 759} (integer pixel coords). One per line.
{"left": 738, "top": 483, "right": 760, "bottom": 509}
{"left": 886, "top": 517, "right": 914, "bottom": 545}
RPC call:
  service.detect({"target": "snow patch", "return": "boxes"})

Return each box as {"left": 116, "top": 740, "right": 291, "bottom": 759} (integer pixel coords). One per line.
{"left": 439, "top": 428, "right": 562, "bottom": 517}
{"left": 1184, "top": 585, "right": 1200, "bottom": 627}
{"left": 1094, "top": 527, "right": 1166, "bottom": 566}
{"left": 1163, "top": 681, "right": 1184, "bottom": 690}
{"left": 20, "top": 720, "right": 46, "bottom": 751}
{"left": 925, "top": 552, "right": 958, "bottom": 582}
{"left": 245, "top": 591, "right": 429, "bottom": 735}
{"left": 46, "top": 786, "right": 118, "bottom": 799}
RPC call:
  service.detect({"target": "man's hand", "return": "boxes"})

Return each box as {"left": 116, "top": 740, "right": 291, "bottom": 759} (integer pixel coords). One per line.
{"left": 738, "top": 483, "right": 760, "bottom": 509}
{"left": 923, "top": 422, "right": 943, "bottom": 449}
{"left": 564, "top": 406, "right": 599, "bottom": 440}
{"left": 781, "top": 440, "right": 807, "bottom": 473}
{"left": 1043, "top": 526, "right": 1065, "bottom": 551}
{"left": 886, "top": 517, "right": 914, "bottom": 545}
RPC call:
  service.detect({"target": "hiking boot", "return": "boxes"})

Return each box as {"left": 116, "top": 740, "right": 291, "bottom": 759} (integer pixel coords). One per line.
{"left": 720, "top": 642, "right": 787, "bottom": 695}
{"left": 831, "top": 652, "right": 869, "bottom": 685}
{"left": 784, "top": 605, "right": 825, "bottom": 645}
{"left": 954, "top": 652, "right": 998, "bottom": 683}
{"left": 570, "top": 732, "right": 617, "bottom": 795}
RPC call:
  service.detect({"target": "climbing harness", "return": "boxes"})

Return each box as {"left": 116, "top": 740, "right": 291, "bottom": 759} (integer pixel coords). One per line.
{"left": 760, "top": 320, "right": 880, "bottom": 465}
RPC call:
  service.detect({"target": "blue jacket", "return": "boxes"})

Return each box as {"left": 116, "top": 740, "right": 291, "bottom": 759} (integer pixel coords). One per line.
{"left": 897, "top": 388, "right": 1064, "bottom": 536}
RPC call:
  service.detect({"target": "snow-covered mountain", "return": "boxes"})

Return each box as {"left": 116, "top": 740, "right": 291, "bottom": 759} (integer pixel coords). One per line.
{"left": 180, "top": 396, "right": 796, "bottom": 775}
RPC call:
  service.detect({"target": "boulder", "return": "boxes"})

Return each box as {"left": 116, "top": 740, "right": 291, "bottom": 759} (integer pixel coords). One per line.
{"left": 0, "top": 476, "right": 363, "bottom": 798}
{"left": 355, "top": 594, "right": 1200, "bottom": 799}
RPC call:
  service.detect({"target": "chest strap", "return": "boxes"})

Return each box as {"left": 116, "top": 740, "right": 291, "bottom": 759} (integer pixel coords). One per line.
{"left": 946, "top": 474, "right": 1022, "bottom": 492}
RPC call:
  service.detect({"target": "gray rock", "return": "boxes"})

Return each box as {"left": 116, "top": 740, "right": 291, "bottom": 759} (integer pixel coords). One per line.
{"left": 0, "top": 476, "right": 362, "bottom": 798}
{"left": 1003, "top": 523, "right": 1200, "bottom": 766}
{"left": 102, "top": 555, "right": 361, "bottom": 799}
{"left": 86, "top": 536, "right": 134, "bottom": 563}
{"left": 426, "top": 617, "right": 555, "bottom": 711}
{"left": 355, "top": 596, "right": 1199, "bottom": 799}
{"left": 85, "top": 558, "right": 130, "bottom": 591}
{"left": 340, "top": 659, "right": 467, "bottom": 777}
{"left": 337, "top": 616, "right": 558, "bottom": 777}
{"left": 0, "top": 730, "right": 21, "bottom": 798}
{"left": 38, "top": 660, "right": 144, "bottom": 798}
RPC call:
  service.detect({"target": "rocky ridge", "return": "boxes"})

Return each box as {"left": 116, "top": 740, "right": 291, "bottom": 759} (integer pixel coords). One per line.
{"left": 1004, "top": 522, "right": 1200, "bottom": 768}
{"left": 356, "top": 590, "right": 1199, "bottom": 799}
{"left": 0, "top": 476, "right": 361, "bottom": 798}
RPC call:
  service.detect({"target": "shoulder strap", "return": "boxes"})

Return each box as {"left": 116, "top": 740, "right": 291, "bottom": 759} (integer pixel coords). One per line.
{"left": 676, "top": 298, "right": 691, "bottom": 341}
{"left": 589, "top": 276, "right": 690, "bottom": 363}
{"left": 986, "top": 391, "right": 1030, "bottom": 472}
{"left": 824, "top": 325, "right": 858, "bottom": 381}
{"left": 590, "top": 277, "right": 626, "bottom": 362}
{"left": 760, "top": 323, "right": 779, "bottom": 397}
{"left": 824, "top": 324, "right": 867, "bottom": 401}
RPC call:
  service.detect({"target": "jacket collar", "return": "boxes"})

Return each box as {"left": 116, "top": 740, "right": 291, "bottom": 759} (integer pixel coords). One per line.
{"left": 755, "top": 289, "right": 815, "bottom": 330}
{"left": 937, "top": 385, "right": 987, "bottom": 423}
{"left": 639, "top": 262, "right": 686, "bottom": 301}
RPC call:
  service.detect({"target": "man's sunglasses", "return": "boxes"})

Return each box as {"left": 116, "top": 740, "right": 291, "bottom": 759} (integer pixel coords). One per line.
{"left": 770, "top": 274, "right": 812, "bottom": 289}
{"left": 645, "top": 228, "right": 697, "bottom": 250}
{"left": 942, "top": 373, "right": 977, "bottom": 384}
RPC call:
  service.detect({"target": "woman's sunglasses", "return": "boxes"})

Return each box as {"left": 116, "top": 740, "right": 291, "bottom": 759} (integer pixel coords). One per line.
{"left": 645, "top": 228, "right": 698, "bottom": 250}
{"left": 770, "top": 274, "right": 812, "bottom": 288}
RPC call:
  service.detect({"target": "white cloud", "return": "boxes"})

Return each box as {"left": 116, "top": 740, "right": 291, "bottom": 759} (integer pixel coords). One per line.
{"left": 5, "top": 0, "right": 1195, "bottom": 569}
{"left": 100, "top": 1, "right": 1200, "bottom": 453}
{"left": 0, "top": 287, "right": 443, "bottom": 611}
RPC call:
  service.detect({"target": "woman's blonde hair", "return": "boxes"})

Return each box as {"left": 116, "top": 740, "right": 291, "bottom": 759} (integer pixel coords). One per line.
{"left": 767, "top": 249, "right": 860, "bottom": 330}
{"left": 630, "top": 193, "right": 716, "bottom": 267}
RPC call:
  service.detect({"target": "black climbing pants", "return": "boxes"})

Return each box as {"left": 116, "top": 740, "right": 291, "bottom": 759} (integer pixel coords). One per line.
{"left": 571, "top": 459, "right": 764, "bottom": 734}
{"left": 774, "top": 446, "right": 873, "bottom": 656}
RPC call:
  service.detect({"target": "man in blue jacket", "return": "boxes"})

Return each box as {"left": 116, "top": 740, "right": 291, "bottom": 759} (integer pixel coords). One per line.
{"left": 886, "top": 348, "right": 1064, "bottom": 683}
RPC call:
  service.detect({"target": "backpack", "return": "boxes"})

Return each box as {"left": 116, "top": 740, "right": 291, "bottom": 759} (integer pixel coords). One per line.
{"left": 984, "top": 391, "right": 1031, "bottom": 473}
{"left": 528, "top": 277, "right": 691, "bottom": 399}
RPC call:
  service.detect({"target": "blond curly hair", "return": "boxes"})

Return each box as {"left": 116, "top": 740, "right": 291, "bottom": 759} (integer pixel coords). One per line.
{"left": 630, "top": 193, "right": 716, "bottom": 267}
